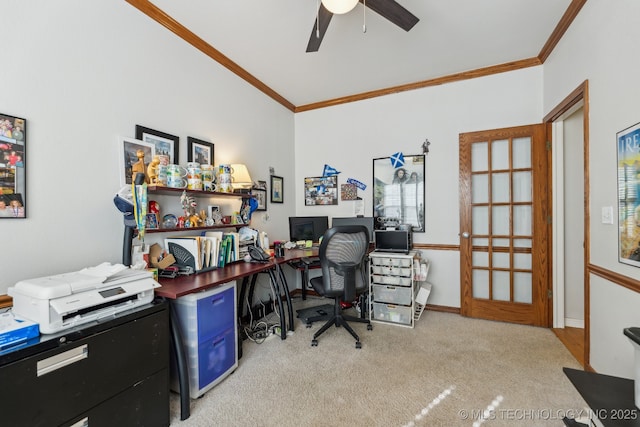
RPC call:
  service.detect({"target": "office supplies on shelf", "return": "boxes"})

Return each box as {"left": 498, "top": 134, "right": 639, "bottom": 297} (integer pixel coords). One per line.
{"left": 8, "top": 263, "right": 159, "bottom": 334}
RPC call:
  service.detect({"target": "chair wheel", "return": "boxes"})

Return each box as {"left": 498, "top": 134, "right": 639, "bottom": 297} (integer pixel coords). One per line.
{"left": 367, "top": 324, "right": 373, "bottom": 331}
{"left": 355, "top": 341, "right": 362, "bottom": 349}
{"left": 311, "top": 339, "right": 318, "bottom": 346}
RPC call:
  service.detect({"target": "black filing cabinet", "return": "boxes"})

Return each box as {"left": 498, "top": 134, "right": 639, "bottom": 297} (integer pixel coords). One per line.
{"left": 0, "top": 300, "right": 170, "bottom": 427}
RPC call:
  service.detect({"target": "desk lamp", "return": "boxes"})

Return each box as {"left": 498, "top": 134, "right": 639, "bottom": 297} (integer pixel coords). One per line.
{"left": 230, "top": 164, "right": 252, "bottom": 193}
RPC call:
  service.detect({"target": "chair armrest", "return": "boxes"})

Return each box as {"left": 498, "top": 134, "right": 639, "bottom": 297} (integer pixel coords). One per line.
{"left": 300, "top": 257, "right": 320, "bottom": 266}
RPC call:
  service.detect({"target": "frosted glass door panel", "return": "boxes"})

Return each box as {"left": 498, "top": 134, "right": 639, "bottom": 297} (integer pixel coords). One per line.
{"left": 472, "top": 174, "right": 488, "bottom": 203}
{"left": 491, "top": 139, "right": 509, "bottom": 170}
{"left": 473, "top": 206, "right": 489, "bottom": 235}
{"left": 514, "top": 239, "right": 532, "bottom": 248}
{"left": 514, "top": 253, "right": 532, "bottom": 270}
{"left": 492, "top": 271, "right": 510, "bottom": 301}
{"left": 492, "top": 206, "right": 510, "bottom": 235}
{"left": 512, "top": 137, "right": 531, "bottom": 169}
{"left": 473, "top": 252, "right": 488, "bottom": 267}
{"left": 492, "top": 252, "right": 510, "bottom": 269}
{"left": 513, "top": 172, "right": 532, "bottom": 202}
{"left": 492, "top": 173, "right": 510, "bottom": 203}
{"left": 514, "top": 272, "right": 532, "bottom": 303}
{"left": 513, "top": 205, "right": 532, "bottom": 235}
{"left": 472, "top": 142, "right": 488, "bottom": 172}
{"left": 493, "top": 238, "right": 510, "bottom": 247}
{"left": 472, "top": 270, "right": 489, "bottom": 299}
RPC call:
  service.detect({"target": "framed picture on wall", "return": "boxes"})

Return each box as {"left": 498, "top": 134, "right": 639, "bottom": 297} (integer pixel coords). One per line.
{"left": 253, "top": 188, "right": 267, "bottom": 211}
{"left": 304, "top": 175, "right": 338, "bottom": 206}
{"left": 135, "top": 125, "right": 179, "bottom": 165}
{"left": 617, "top": 121, "right": 640, "bottom": 267}
{"left": 271, "top": 175, "right": 283, "bottom": 203}
{"left": 0, "top": 112, "right": 26, "bottom": 218}
{"left": 187, "top": 137, "right": 214, "bottom": 165}
{"left": 119, "top": 136, "right": 155, "bottom": 186}
{"left": 373, "top": 154, "right": 425, "bottom": 232}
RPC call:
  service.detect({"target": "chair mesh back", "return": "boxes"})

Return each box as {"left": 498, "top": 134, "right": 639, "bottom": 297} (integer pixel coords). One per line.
{"left": 323, "top": 228, "right": 369, "bottom": 294}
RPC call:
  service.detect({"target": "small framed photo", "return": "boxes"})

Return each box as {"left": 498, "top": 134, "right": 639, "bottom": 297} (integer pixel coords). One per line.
{"left": 255, "top": 180, "right": 267, "bottom": 190}
{"left": 146, "top": 213, "right": 159, "bottom": 229}
{"left": 118, "top": 136, "right": 155, "bottom": 186}
{"left": 253, "top": 188, "right": 267, "bottom": 211}
{"left": 207, "top": 205, "right": 221, "bottom": 223}
{"left": 271, "top": 175, "right": 283, "bottom": 203}
{"left": 187, "top": 137, "right": 214, "bottom": 165}
{"left": 135, "top": 125, "right": 179, "bottom": 165}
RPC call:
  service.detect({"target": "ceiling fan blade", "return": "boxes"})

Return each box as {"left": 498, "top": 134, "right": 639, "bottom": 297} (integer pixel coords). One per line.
{"left": 306, "top": 4, "right": 333, "bottom": 53}
{"left": 362, "top": 0, "right": 419, "bottom": 31}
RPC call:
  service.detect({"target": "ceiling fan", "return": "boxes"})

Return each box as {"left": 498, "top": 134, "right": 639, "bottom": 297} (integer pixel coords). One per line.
{"left": 306, "top": 0, "right": 419, "bottom": 53}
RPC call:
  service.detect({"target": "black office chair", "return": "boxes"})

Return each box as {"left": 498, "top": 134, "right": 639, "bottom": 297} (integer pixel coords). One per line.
{"left": 305, "top": 225, "right": 372, "bottom": 349}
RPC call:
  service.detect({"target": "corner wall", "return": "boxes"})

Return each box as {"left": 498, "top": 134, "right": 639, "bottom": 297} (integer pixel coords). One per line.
{"left": 0, "top": 1, "right": 294, "bottom": 293}
{"left": 543, "top": 0, "right": 640, "bottom": 376}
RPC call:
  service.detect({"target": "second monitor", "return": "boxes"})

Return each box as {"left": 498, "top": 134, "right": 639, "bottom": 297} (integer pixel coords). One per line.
{"left": 331, "top": 216, "right": 374, "bottom": 242}
{"left": 288, "top": 216, "right": 329, "bottom": 243}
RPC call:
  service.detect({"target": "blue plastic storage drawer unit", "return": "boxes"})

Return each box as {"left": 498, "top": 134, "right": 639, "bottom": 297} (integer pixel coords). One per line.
{"left": 171, "top": 281, "right": 237, "bottom": 399}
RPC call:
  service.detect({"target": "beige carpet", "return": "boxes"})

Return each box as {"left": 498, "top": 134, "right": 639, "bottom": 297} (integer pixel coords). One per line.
{"left": 169, "top": 296, "right": 587, "bottom": 426}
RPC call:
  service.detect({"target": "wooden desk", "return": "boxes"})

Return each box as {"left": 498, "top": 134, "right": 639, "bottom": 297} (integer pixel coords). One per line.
{"left": 156, "top": 248, "right": 317, "bottom": 421}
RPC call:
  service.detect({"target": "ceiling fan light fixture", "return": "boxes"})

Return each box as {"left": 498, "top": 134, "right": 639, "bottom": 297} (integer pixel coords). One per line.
{"left": 321, "top": 0, "right": 359, "bottom": 14}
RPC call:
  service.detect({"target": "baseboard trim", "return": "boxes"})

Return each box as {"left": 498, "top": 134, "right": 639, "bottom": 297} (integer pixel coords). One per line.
{"left": 565, "top": 318, "right": 585, "bottom": 329}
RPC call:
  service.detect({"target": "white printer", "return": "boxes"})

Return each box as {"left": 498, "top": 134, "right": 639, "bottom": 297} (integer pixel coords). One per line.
{"left": 8, "top": 263, "right": 160, "bottom": 334}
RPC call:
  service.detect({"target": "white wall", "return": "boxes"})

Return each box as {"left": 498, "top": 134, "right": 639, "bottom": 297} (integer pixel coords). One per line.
{"left": 563, "top": 107, "right": 585, "bottom": 325}
{"left": 0, "top": 1, "right": 294, "bottom": 294}
{"left": 295, "top": 67, "right": 544, "bottom": 307}
{"left": 543, "top": 0, "right": 640, "bottom": 375}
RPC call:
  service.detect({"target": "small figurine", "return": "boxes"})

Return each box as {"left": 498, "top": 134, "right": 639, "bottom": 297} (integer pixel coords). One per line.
{"left": 147, "top": 155, "right": 161, "bottom": 184}
{"left": 131, "top": 148, "right": 149, "bottom": 183}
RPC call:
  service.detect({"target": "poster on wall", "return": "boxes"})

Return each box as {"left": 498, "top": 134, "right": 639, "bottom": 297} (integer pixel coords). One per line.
{"left": 0, "top": 112, "right": 26, "bottom": 218}
{"left": 617, "top": 121, "right": 640, "bottom": 267}
{"left": 373, "top": 154, "right": 425, "bottom": 232}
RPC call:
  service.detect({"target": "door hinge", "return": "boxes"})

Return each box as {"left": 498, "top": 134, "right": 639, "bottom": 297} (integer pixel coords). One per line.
{"left": 548, "top": 289, "right": 553, "bottom": 299}
{"left": 546, "top": 141, "right": 552, "bottom": 151}
{"left": 547, "top": 215, "right": 552, "bottom": 224}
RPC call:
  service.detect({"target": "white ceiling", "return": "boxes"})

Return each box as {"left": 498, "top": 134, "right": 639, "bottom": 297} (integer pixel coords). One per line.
{"left": 148, "top": 0, "right": 572, "bottom": 107}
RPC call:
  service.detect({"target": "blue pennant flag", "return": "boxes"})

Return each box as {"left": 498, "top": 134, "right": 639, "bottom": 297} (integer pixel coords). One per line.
{"left": 390, "top": 152, "right": 405, "bottom": 168}
{"left": 323, "top": 164, "right": 340, "bottom": 176}
{"left": 347, "top": 178, "right": 366, "bottom": 190}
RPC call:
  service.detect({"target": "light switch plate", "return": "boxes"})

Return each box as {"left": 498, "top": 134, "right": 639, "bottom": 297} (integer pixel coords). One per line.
{"left": 602, "top": 206, "right": 614, "bottom": 224}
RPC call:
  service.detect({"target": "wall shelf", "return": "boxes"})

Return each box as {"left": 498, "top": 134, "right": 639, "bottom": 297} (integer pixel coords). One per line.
{"left": 147, "top": 186, "right": 252, "bottom": 199}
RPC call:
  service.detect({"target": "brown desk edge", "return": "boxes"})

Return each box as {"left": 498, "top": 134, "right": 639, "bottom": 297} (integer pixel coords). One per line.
{"left": 155, "top": 248, "right": 319, "bottom": 299}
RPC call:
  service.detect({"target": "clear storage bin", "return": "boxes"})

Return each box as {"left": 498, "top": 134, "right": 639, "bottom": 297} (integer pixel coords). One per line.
{"left": 372, "top": 284, "right": 413, "bottom": 305}
{"left": 372, "top": 302, "right": 412, "bottom": 325}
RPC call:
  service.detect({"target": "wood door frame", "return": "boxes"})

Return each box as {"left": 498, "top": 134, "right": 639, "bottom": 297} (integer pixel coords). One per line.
{"left": 543, "top": 80, "right": 590, "bottom": 367}
{"left": 459, "top": 123, "right": 549, "bottom": 326}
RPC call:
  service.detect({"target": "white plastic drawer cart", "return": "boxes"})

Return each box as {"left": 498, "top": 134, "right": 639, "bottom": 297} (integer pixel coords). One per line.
{"left": 369, "top": 250, "right": 430, "bottom": 328}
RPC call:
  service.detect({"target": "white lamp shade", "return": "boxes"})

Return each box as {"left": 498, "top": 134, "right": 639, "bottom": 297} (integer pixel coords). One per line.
{"left": 230, "top": 164, "right": 252, "bottom": 190}
{"left": 322, "top": 0, "right": 359, "bottom": 14}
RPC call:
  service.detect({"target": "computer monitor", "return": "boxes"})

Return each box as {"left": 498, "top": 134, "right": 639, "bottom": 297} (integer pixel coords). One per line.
{"left": 331, "top": 216, "right": 374, "bottom": 242}
{"left": 288, "top": 216, "right": 329, "bottom": 243}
